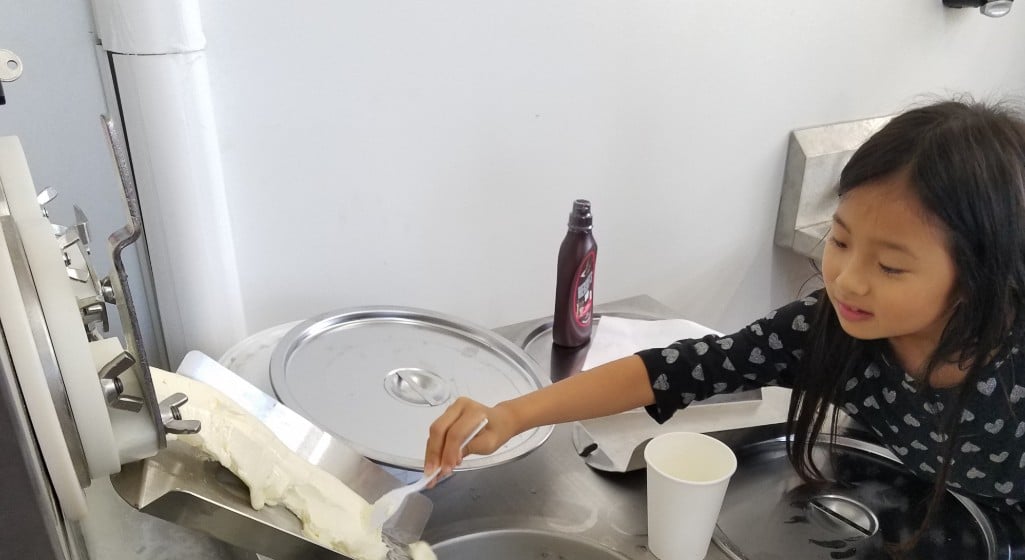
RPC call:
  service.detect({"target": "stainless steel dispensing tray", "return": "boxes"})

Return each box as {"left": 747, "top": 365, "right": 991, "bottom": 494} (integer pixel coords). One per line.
{"left": 110, "top": 352, "right": 431, "bottom": 560}
{"left": 269, "top": 306, "right": 553, "bottom": 471}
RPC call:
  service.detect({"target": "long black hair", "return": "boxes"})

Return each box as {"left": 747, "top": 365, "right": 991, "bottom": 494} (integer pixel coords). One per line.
{"left": 785, "top": 98, "right": 1025, "bottom": 546}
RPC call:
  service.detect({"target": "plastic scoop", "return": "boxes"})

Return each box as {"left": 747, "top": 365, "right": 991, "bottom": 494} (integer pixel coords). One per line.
{"left": 370, "top": 418, "right": 488, "bottom": 528}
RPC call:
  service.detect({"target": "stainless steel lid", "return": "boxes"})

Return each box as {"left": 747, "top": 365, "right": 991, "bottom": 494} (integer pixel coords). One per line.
{"left": 714, "top": 435, "right": 1007, "bottom": 560}
{"left": 269, "top": 306, "right": 552, "bottom": 471}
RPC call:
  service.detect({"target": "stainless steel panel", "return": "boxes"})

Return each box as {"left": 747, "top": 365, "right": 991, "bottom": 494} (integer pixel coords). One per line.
{"left": 774, "top": 115, "right": 894, "bottom": 261}
{"left": 0, "top": 320, "right": 74, "bottom": 559}
{"left": 114, "top": 442, "right": 368, "bottom": 560}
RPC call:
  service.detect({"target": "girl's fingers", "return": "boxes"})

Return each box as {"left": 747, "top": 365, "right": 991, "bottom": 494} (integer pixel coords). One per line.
{"left": 424, "top": 398, "right": 488, "bottom": 476}
{"left": 424, "top": 398, "right": 469, "bottom": 474}
{"left": 440, "top": 406, "right": 488, "bottom": 469}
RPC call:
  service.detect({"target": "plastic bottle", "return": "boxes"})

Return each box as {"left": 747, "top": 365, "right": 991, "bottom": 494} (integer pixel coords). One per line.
{"left": 552, "top": 199, "right": 597, "bottom": 348}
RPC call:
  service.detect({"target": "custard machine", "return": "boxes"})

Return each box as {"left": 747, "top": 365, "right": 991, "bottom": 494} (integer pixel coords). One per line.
{"left": 0, "top": 120, "right": 428, "bottom": 560}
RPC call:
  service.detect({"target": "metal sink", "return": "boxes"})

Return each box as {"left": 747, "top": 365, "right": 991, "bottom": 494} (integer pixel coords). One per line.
{"left": 433, "top": 529, "right": 630, "bottom": 560}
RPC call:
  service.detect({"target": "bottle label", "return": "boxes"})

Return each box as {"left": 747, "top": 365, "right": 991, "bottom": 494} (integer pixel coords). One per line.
{"left": 572, "top": 250, "right": 596, "bottom": 327}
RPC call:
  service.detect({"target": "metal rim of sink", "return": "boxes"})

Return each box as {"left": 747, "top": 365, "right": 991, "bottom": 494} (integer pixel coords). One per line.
{"left": 432, "top": 528, "right": 632, "bottom": 560}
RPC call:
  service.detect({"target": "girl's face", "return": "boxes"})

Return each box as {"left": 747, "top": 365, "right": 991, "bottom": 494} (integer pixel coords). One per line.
{"left": 822, "top": 170, "right": 959, "bottom": 355}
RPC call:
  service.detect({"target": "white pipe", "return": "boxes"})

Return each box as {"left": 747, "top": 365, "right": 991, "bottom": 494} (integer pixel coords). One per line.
{"left": 89, "top": 0, "right": 247, "bottom": 366}
{"left": 91, "top": 0, "right": 205, "bottom": 55}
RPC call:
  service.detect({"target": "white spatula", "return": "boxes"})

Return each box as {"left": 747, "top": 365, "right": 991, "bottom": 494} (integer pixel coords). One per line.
{"left": 370, "top": 417, "right": 488, "bottom": 529}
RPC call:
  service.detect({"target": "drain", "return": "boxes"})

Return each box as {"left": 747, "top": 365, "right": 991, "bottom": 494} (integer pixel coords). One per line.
{"left": 383, "top": 368, "right": 452, "bottom": 406}
{"left": 807, "top": 494, "right": 879, "bottom": 540}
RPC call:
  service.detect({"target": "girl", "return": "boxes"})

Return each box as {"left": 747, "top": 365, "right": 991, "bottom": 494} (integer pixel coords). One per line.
{"left": 424, "top": 99, "right": 1025, "bottom": 525}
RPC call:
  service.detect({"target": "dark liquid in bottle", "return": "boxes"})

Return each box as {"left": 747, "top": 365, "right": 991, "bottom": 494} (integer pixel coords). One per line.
{"left": 553, "top": 199, "right": 597, "bottom": 348}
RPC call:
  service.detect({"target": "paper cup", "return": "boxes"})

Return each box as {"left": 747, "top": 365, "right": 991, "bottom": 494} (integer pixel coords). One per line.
{"left": 644, "top": 432, "right": 737, "bottom": 560}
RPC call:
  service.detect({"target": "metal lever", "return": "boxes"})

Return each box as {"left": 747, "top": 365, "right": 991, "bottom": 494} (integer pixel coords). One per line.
{"left": 159, "top": 393, "right": 201, "bottom": 435}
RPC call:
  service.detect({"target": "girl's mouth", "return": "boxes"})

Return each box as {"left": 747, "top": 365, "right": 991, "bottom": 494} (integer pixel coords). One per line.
{"left": 837, "top": 301, "right": 874, "bottom": 321}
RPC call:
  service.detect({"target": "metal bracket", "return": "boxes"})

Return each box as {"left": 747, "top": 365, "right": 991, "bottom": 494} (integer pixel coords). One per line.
{"left": 100, "top": 115, "right": 182, "bottom": 446}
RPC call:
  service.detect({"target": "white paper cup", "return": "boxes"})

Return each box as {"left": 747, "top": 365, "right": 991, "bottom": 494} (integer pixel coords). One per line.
{"left": 644, "top": 432, "right": 737, "bottom": 560}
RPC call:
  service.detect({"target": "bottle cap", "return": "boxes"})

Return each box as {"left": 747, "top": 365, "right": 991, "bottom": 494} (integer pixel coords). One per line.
{"left": 568, "top": 199, "right": 592, "bottom": 229}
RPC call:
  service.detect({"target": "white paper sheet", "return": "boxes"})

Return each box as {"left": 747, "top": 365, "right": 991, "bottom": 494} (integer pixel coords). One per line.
{"left": 582, "top": 316, "right": 720, "bottom": 370}
{"left": 575, "top": 316, "right": 790, "bottom": 472}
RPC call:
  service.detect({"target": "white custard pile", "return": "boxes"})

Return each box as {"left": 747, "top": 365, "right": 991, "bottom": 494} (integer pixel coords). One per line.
{"left": 151, "top": 368, "right": 437, "bottom": 560}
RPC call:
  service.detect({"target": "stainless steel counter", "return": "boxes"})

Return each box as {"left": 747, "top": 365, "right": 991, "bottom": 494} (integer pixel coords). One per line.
{"left": 422, "top": 296, "right": 1025, "bottom": 560}
{"left": 422, "top": 420, "right": 780, "bottom": 560}
{"left": 422, "top": 296, "right": 751, "bottom": 560}
{"left": 79, "top": 294, "right": 1023, "bottom": 559}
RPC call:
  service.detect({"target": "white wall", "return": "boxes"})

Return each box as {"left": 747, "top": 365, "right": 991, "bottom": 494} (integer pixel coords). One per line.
{"left": 0, "top": 3, "right": 116, "bottom": 272}
{"left": 198, "top": 1, "right": 1025, "bottom": 338}
{"left": 8, "top": 1, "right": 1025, "bottom": 360}
{"left": 0, "top": 0, "right": 167, "bottom": 365}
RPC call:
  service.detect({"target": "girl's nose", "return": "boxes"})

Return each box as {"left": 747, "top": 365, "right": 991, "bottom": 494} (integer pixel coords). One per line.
{"left": 835, "top": 263, "right": 870, "bottom": 296}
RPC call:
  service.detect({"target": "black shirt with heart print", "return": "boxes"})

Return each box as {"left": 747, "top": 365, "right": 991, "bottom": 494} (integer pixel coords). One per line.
{"left": 636, "top": 290, "right": 1025, "bottom": 513}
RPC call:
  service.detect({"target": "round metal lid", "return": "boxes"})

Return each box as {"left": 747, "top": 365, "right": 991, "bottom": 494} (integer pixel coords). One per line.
{"left": 713, "top": 435, "right": 1006, "bottom": 560}
{"left": 269, "top": 306, "right": 552, "bottom": 471}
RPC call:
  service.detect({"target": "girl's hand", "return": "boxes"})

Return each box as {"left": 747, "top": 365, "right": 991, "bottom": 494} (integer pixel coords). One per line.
{"left": 423, "top": 397, "right": 519, "bottom": 487}
{"left": 422, "top": 356, "right": 653, "bottom": 488}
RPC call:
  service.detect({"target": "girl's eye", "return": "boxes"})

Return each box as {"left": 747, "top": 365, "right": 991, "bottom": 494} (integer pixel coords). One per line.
{"left": 879, "top": 264, "right": 906, "bottom": 276}
{"left": 829, "top": 236, "right": 848, "bottom": 249}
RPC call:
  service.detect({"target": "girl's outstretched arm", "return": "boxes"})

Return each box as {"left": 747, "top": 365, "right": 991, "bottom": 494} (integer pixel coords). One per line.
{"left": 422, "top": 292, "right": 819, "bottom": 482}
{"left": 423, "top": 355, "right": 653, "bottom": 481}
